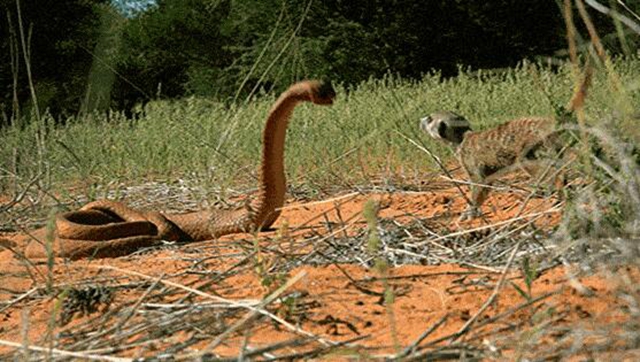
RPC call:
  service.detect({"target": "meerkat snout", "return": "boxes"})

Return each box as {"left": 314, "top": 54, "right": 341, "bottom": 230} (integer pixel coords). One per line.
{"left": 419, "top": 115, "right": 438, "bottom": 139}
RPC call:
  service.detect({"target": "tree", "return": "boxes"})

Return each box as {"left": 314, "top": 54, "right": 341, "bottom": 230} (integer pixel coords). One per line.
{"left": 112, "top": 0, "right": 233, "bottom": 111}
{"left": 0, "top": 0, "right": 110, "bottom": 123}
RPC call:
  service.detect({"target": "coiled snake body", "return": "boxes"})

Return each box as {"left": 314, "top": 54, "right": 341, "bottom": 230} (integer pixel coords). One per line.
{"left": 25, "top": 80, "right": 335, "bottom": 259}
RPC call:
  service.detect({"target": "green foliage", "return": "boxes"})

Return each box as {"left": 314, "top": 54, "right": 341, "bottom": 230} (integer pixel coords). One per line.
{"left": 2, "top": 0, "right": 635, "bottom": 118}
{"left": 0, "top": 0, "right": 111, "bottom": 121}
{"left": 218, "top": 0, "right": 576, "bottom": 94}
{"left": 45, "top": 206, "right": 58, "bottom": 294}
{"left": 1, "top": 58, "right": 639, "bottom": 198}
{"left": 363, "top": 199, "right": 381, "bottom": 254}
{"left": 114, "top": 0, "right": 233, "bottom": 105}
{"left": 511, "top": 256, "right": 540, "bottom": 301}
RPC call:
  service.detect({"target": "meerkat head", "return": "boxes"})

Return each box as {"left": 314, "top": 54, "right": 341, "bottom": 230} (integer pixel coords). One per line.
{"left": 420, "top": 111, "right": 472, "bottom": 145}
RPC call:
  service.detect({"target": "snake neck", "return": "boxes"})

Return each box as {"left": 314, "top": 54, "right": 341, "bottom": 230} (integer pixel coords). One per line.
{"left": 166, "top": 86, "right": 308, "bottom": 240}
{"left": 249, "top": 87, "right": 307, "bottom": 229}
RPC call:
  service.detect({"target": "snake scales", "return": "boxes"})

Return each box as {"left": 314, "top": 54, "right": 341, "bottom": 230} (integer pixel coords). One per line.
{"left": 25, "top": 80, "right": 336, "bottom": 259}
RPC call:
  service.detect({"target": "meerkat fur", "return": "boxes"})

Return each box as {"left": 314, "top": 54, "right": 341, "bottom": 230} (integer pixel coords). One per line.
{"left": 420, "top": 66, "right": 592, "bottom": 220}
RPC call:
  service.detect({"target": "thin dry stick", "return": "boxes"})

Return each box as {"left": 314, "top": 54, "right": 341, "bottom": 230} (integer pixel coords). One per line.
{"left": 564, "top": 0, "right": 580, "bottom": 67}
{"left": 70, "top": 275, "right": 166, "bottom": 349}
{"left": 279, "top": 191, "right": 360, "bottom": 211}
{"left": 396, "top": 131, "right": 473, "bottom": 207}
{"left": 396, "top": 314, "right": 450, "bottom": 358}
{"left": 236, "top": 337, "right": 315, "bottom": 361}
{"left": 14, "top": 0, "right": 39, "bottom": 120}
{"left": 0, "top": 339, "right": 132, "bottom": 362}
{"left": 81, "top": 265, "right": 335, "bottom": 354}
{"left": 448, "top": 240, "right": 521, "bottom": 343}
{"left": 0, "top": 172, "right": 42, "bottom": 213}
{"left": 577, "top": 0, "right": 629, "bottom": 100}
{"left": 414, "top": 207, "right": 560, "bottom": 248}
{"left": 232, "top": 3, "right": 286, "bottom": 103}
{"left": 216, "top": 0, "right": 314, "bottom": 153}
{"left": 186, "top": 270, "right": 326, "bottom": 359}
{"left": 0, "top": 240, "right": 40, "bottom": 283}
{"left": 466, "top": 210, "right": 550, "bottom": 254}
{"left": 250, "top": 334, "right": 371, "bottom": 362}
{"left": 84, "top": 265, "right": 328, "bottom": 343}
{"left": 576, "top": 0, "right": 608, "bottom": 61}
{"left": 469, "top": 292, "right": 560, "bottom": 335}
{"left": 0, "top": 288, "right": 38, "bottom": 313}
{"left": 616, "top": 0, "right": 640, "bottom": 22}
{"left": 285, "top": 192, "right": 363, "bottom": 231}
{"left": 438, "top": 174, "right": 510, "bottom": 193}
{"left": 285, "top": 193, "right": 372, "bottom": 254}
{"left": 84, "top": 264, "right": 258, "bottom": 306}
{"left": 440, "top": 170, "right": 553, "bottom": 229}
{"left": 300, "top": 215, "right": 360, "bottom": 249}
{"left": 512, "top": 166, "right": 567, "bottom": 223}
{"left": 243, "top": 0, "right": 314, "bottom": 103}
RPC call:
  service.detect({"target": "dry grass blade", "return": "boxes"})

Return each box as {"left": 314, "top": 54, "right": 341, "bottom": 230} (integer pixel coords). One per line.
{"left": 395, "top": 313, "right": 450, "bottom": 359}
{"left": 84, "top": 264, "right": 259, "bottom": 306}
{"left": 0, "top": 288, "right": 38, "bottom": 313}
{"left": 396, "top": 130, "right": 473, "bottom": 208}
{"left": 80, "top": 265, "right": 329, "bottom": 347}
{"left": 279, "top": 191, "right": 360, "bottom": 211}
{"left": 405, "top": 291, "right": 559, "bottom": 359}
{"left": 184, "top": 270, "right": 328, "bottom": 359}
{"left": 1, "top": 22, "right": 638, "bottom": 358}
{"left": 585, "top": 0, "right": 640, "bottom": 34}
{"left": 0, "top": 339, "right": 132, "bottom": 362}
{"left": 256, "top": 334, "right": 371, "bottom": 361}
{"left": 449, "top": 240, "right": 521, "bottom": 343}
{"left": 0, "top": 173, "right": 42, "bottom": 213}
{"left": 425, "top": 208, "right": 557, "bottom": 243}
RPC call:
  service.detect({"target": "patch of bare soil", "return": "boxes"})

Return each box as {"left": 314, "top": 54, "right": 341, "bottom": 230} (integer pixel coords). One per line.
{"left": 1, "top": 180, "right": 638, "bottom": 360}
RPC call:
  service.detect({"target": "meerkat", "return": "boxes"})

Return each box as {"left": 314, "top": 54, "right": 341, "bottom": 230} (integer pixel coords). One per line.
{"left": 421, "top": 68, "right": 591, "bottom": 221}
{"left": 421, "top": 112, "right": 565, "bottom": 220}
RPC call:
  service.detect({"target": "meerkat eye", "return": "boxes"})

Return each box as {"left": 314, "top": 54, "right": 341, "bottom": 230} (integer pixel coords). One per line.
{"left": 437, "top": 119, "right": 447, "bottom": 137}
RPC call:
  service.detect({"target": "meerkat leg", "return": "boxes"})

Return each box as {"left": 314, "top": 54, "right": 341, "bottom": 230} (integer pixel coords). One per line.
{"left": 515, "top": 132, "right": 572, "bottom": 190}
{"left": 459, "top": 176, "right": 490, "bottom": 221}
{"left": 519, "top": 159, "right": 565, "bottom": 188}
{"left": 517, "top": 159, "right": 568, "bottom": 199}
{"left": 481, "top": 159, "right": 557, "bottom": 185}
{"left": 483, "top": 159, "right": 567, "bottom": 200}
{"left": 459, "top": 159, "right": 565, "bottom": 221}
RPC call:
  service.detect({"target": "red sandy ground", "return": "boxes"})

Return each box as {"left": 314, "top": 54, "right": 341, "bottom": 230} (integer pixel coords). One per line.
{"left": 0, "top": 182, "right": 638, "bottom": 360}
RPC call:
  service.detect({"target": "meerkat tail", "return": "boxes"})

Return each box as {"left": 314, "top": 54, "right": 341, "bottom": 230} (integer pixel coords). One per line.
{"left": 566, "top": 65, "right": 593, "bottom": 112}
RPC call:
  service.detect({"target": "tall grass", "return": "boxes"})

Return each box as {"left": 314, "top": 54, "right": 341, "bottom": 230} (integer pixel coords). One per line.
{"left": 1, "top": 16, "right": 640, "bottom": 362}
{"left": 1, "top": 58, "right": 639, "bottom": 205}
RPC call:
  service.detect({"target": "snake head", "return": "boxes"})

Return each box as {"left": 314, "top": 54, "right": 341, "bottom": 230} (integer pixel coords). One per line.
{"left": 307, "top": 79, "right": 336, "bottom": 105}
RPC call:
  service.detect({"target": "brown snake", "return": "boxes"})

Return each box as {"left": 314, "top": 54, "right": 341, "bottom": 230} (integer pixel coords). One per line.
{"left": 25, "top": 80, "right": 336, "bottom": 259}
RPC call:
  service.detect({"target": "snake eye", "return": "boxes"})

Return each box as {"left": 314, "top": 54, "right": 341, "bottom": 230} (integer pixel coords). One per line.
{"left": 317, "top": 80, "right": 336, "bottom": 100}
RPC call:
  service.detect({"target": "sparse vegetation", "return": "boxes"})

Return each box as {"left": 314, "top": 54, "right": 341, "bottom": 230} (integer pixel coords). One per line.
{"left": 1, "top": 53, "right": 639, "bottom": 360}
{"left": 1, "top": 58, "right": 638, "bottom": 209}
{"left": 1, "top": 0, "right": 640, "bottom": 360}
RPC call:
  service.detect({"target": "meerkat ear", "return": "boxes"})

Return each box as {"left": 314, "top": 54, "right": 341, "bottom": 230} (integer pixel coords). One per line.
{"left": 440, "top": 113, "right": 471, "bottom": 144}
{"left": 450, "top": 125, "right": 471, "bottom": 144}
